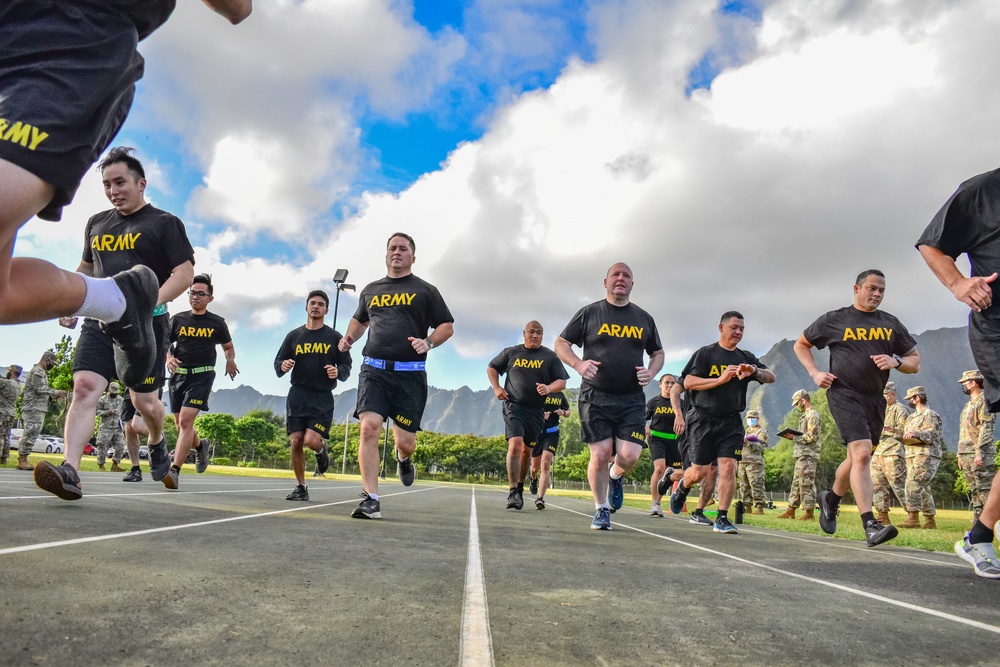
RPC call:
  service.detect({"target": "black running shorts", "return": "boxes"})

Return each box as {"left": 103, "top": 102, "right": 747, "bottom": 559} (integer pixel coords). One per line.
{"left": 532, "top": 431, "right": 559, "bottom": 457}
{"left": 577, "top": 385, "right": 647, "bottom": 447}
{"left": 685, "top": 410, "right": 744, "bottom": 465}
{"left": 73, "top": 315, "right": 169, "bottom": 392}
{"left": 827, "top": 387, "right": 886, "bottom": 445}
{"left": 649, "top": 435, "right": 682, "bottom": 468}
{"left": 502, "top": 401, "right": 544, "bottom": 445}
{"left": 354, "top": 365, "right": 427, "bottom": 433}
{"left": 168, "top": 371, "right": 215, "bottom": 413}
{"left": 970, "top": 315, "right": 1000, "bottom": 412}
{"left": 0, "top": 1, "right": 146, "bottom": 221}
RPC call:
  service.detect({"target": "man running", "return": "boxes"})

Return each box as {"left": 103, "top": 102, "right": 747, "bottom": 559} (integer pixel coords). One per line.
{"left": 669, "top": 312, "right": 775, "bottom": 534}
{"left": 488, "top": 320, "right": 568, "bottom": 510}
{"left": 338, "top": 233, "right": 454, "bottom": 519}
{"left": 35, "top": 148, "right": 195, "bottom": 500}
{"left": 163, "top": 274, "right": 239, "bottom": 489}
{"left": 646, "top": 374, "right": 682, "bottom": 517}
{"left": 796, "top": 269, "right": 919, "bottom": 547}
{"left": 555, "top": 262, "right": 664, "bottom": 530}
{"left": 276, "top": 290, "right": 352, "bottom": 502}
{"left": 529, "top": 390, "right": 570, "bottom": 509}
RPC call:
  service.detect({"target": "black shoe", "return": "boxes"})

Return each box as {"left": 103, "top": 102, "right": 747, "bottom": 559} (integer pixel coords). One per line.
{"left": 195, "top": 438, "right": 211, "bottom": 473}
{"left": 689, "top": 509, "right": 714, "bottom": 526}
{"left": 506, "top": 488, "right": 520, "bottom": 509}
{"left": 286, "top": 484, "right": 309, "bottom": 501}
{"left": 163, "top": 466, "right": 179, "bottom": 490}
{"left": 105, "top": 265, "right": 158, "bottom": 387}
{"left": 148, "top": 440, "right": 170, "bottom": 482}
{"left": 34, "top": 461, "right": 82, "bottom": 501}
{"left": 396, "top": 451, "right": 415, "bottom": 486}
{"left": 669, "top": 485, "right": 689, "bottom": 515}
{"left": 656, "top": 470, "right": 673, "bottom": 496}
{"left": 864, "top": 519, "right": 898, "bottom": 547}
{"left": 609, "top": 474, "right": 624, "bottom": 511}
{"left": 316, "top": 445, "right": 330, "bottom": 474}
{"left": 818, "top": 490, "right": 838, "bottom": 535}
{"left": 351, "top": 492, "right": 381, "bottom": 519}
{"left": 122, "top": 468, "right": 143, "bottom": 482}
{"left": 529, "top": 476, "right": 538, "bottom": 495}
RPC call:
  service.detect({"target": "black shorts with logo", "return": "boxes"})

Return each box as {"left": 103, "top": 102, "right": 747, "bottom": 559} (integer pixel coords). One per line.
{"left": 827, "top": 387, "right": 885, "bottom": 445}
{"left": 532, "top": 429, "right": 560, "bottom": 456}
{"left": 649, "top": 434, "right": 682, "bottom": 468}
{"left": 502, "top": 401, "right": 544, "bottom": 445}
{"left": 686, "top": 409, "right": 744, "bottom": 465}
{"left": 354, "top": 365, "right": 427, "bottom": 433}
{"left": 285, "top": 386, "right": 333, "bottom": 437}
{"left": 0, "top": 1, "right": 148, "bottom": 221}
{"left": 73, "top": 315, "right": 169, "bottom": 392}
{"left": 169, "top": 370, "right": 215, "bottom": 413}
{"left": 577, "top": 385, "right": 647, "bottom": 447}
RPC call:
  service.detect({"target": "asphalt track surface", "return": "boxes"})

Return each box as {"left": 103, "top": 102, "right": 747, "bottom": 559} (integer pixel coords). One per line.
{"left": 1, "top": 471, "right": 998, "bottom": 666}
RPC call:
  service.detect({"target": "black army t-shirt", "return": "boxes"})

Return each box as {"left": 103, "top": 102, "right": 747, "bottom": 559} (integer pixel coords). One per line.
{"left": 353, "top": 274, "right": 453, "bottom": 362}
{"left": 681, "top": 343, "right": 766, "bottom": 415}
{"left": 274, "top": 325, "right": 352, "bottom": 394}
{"left": 542, "top": 392, "right": 569, "bottom": 430}
{"left": 489, "top": 345, "right": 568, "bottom": 408}
{"left": 560, "top": 300, "right": 662, "bottom": 395}
{"left": 169, "top": 311, "right": 232, "bottom": 368}
{"left": 645, "top": 395, "right": 676, "bottom": 436}
{"left": 82, "top": 204, "right": 194, "bottom": 285}
{"left": 803, "top": 306, "right": 916, "bottom": 396}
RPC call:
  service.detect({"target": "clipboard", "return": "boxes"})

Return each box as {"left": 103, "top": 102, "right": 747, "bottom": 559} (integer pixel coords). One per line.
{"left": 777, "top": 428, "right": 803, "bottom": 438}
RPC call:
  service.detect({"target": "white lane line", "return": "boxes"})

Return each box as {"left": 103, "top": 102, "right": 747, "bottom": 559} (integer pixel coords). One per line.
{"left": 0, "top": 487, "right": 439, "bottom": 556}
{"left": 0, "top": 487, "right": 302, "bottom": 500}
{"left": 459, "top": 487, "right": 494, "bottom": 667}
{"left": 553, "top": 503, "right": 1000, "bottom": 636}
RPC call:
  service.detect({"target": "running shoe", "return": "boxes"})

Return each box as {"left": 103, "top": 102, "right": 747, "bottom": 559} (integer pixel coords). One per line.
{"left": 656, "top": 470, "right": 672, "bottom": 496}
{"left": 864, "top": 519, "right": 898, "bottom": 547}
{"left": 286, "top": 484, "right": 309, "bottom": 501}
{"left": 609, "top": 474, "right": 624, "bottom": 511}
{"left": 689, "top": 509, "right": 713, "bottom": 526}
{"left": 591, "top": 507, "right": 612, "bottom": 530}
{"left": 396, "top": 451, "right": 415, "bottom": 486}
{"left": 650, "top": 502, "right": 664, "bottom": 517}
{"left": 529, "top": 476, "right": 539, "bottom": 496}
{"left": 162, "top": 466, "right": 179, "bottom": 490}
{"left": 316, "top": 445, "right": 330, "bottom": 475}
{"left": 195, "top": 438, "right": 211, "bottom": 473}
{"left": 669, "top": 485, "right": 689, "bottom": 515}
{"left": 105, "top": 265, "right": 158, "bottom": 387}
{"left": 535, "top": 497, "right": 545, "bottom": 510}
{"left": 122, "top": 468, "right": 142, "bottom": 482}
{"left": 714, "top": 516, "right": 739, "bottom": 534}
{"left": 148, "top": 439, "right": 170, "bottom": 482}
{"left": 817, "top": 490, "right": 838, "bottom": 535}
{"left": 34, "top": 461, "right": 82, "bottom": 501}
{"left": 506, "top": 488, "right": 519, "bottom": 509}
{"left": 955, "top": 533, "right": 1000, "bottom": 579}
{"left": 351, "top": 492, "right": 381, "bottom": 519}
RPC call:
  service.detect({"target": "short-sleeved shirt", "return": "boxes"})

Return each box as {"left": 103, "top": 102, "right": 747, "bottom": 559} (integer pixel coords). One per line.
{"left": 488, "top": 345, "right": 568, "bottom": 408}
{"left": 681, "top": 343, "right": 767, "bottom": 416}
{"left": 352, "top": 274, "right": 454, "bottom": 362}
{"left": 559, "top": 300, "right": 662, "bottom": 396}
{"left": 274, "top": 325, "right": 352, "bottom": 393}
{"left": 542, "top": 392, "right": 570, "bottom": 431}
{"left": 169, "top": 311, "right": 233, "bottom": 369}
{"left": 645, "top": 395, "right": 677, "bottom": 438}
{"left": 82, "top": 204, "right": 195, "bottom": 283}
{"left": 802, "top": 306, "right": 917, "bottom": 397}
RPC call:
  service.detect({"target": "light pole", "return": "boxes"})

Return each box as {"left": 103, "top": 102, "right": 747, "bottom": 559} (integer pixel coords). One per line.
{"left": 332, "top": 269, "right": 355, "bottom": 476}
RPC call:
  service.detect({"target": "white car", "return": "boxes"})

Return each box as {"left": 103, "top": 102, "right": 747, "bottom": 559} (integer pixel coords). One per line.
{"left": 8, "top": 429, "right": 63, "bottom": 454}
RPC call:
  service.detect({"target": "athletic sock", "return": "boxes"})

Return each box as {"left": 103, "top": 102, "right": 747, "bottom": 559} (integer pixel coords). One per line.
{"left": 130, "top": 465, "right": 140, "bottom": 472}
{"left": 609, "top": 467, "right": 623, "bottom": 480}
{"left": 517, "top": 483, "right": 524, "bottom": 491}
{"left": 828, "top": 491, "right": 843, "bottom": 507}
{"left": 170, "top": 465, "right": 180, "bottom": 473}
{"left": 368, "top": 493, "right": 379, "bottom": 501}
{"left": 596, "top": 502, "right": 610, "bottom": 510}
{"left": 73, "top": 275, "right": 126, "bottom": 322}
{"left": 861, "top": 511, "right": 875, "bottom": 525}
{"left": 717, "top": 510, "right": 728, "bottom": 520}
{"left": 676, "top": 480, "right": 688, "bottom": 496}
{"left": 969, "top": 520, "right": 994, "bottom": 545}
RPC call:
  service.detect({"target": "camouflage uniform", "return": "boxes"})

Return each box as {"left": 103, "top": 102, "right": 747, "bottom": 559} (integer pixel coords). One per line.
{"left": 902, "top": 405, "right": 943, "bottom": 516}
{"left": 738, "top": 423, "right": 768, "bottom": 510}
{"left": 788, "top": 406, "right": 821, "bottom": 511}
{"left": 95, "top": 391, "right": 125, "bottom": 467}
{"left": 18, "top": 363, "right": 58, "bottom": 461}
{"left": 0, "top": 366, "right": 21, "bottom": 463}
{"left": 958, "top": 392, "right": 997, "bottom": 521}
{"left": 871, "top": 400, "right": 908, "bottom": 513}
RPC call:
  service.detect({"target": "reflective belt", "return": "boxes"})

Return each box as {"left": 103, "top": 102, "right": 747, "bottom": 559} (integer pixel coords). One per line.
{"left": 544, "top": 425, "right": 560, "bottom": 434}
{"left": 363, "top": 356, "right": 426, "bottom": 372}
{"left": 153, "top": 304, "right": 168, "bottom": 317}
{"left": 649, "top": 429, "right": 677, "bottom": 440}
{"left": 173, "top": 366, "right": 214, "bottom": 375}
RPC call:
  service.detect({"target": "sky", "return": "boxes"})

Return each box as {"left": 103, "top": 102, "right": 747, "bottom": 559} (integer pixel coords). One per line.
{"left": 7, "top": 0, "right": 1000, "bottom": 398}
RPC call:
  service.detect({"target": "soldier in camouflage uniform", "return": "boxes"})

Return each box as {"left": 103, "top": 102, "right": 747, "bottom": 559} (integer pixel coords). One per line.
{"left": 0, "top": 364, "right": 22, "bottom": 465}
{"left": 957, "top": 370, "right": 997, "bottom": 523}
{"left": 95, "top": 381, "right": 126, "bottom": 472}
{"left": 900, "top": 386, "right": 944, "bottom": 529}
{"left": 777, "top": 390, "right": 822, "bottom": 520}
{"left": 738, "top": 410, "right": 768, "bottom": 514}
{"left": 871, "top": 381, "right": 909, "bottom": 525}
{"left": 16, "top": 351, "right": 66, "bottom": 470}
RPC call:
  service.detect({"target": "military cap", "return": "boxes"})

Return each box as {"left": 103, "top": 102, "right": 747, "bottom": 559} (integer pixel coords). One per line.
{"left": 883, "top": 381, "right": 897, "bottom": 394}
{"left": 746, "top": 410, "right": 760, "bottom": 418}
{"left": 7, "top": 364, "right": 22, "bottom": 376}
{"left": 108, "top": 381, "right": 121, "bottom": 392}
{"left": 904, "top": 386, "right": 926, "bottom": 400}
{"left": 791, "top": 389, "right": 809, "bottom": 406}
{"left": 958, "top": 370, "right": 984, "bottom": 384}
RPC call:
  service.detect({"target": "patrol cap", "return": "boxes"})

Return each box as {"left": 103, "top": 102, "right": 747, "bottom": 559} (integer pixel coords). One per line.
{"left": 958, "top": 370, "right": 984, "bottom": 384}
{"left": 7, "top": 364, "right": 22, "bottom": 376}
{"left": 884, "top": 381, "right": 896, "bottom": 394}
{"left": 108, "top": 381, "right": 120, "bottom": 392}
{"left": 904, "top": 386, "right": 926, "bottom": 400}
{"left": 791, "top": 389, "right": 808, "bottom": 406}
{"left": 746, "top": 410, "right": 760, "bottom": 418}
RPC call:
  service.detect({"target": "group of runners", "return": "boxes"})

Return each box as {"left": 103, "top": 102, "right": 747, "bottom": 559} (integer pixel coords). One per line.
{"left": 2, "top": 0, "right": 1000, "bottom": 581}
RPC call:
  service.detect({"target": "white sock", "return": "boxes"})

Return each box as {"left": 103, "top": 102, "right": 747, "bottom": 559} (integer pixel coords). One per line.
{"left": 73, "top": 275, "right": 126, "bottom": 322}
{"left": 596, "top": 502, "right": 609, "bottom": 510}
{"left": 369, "top": 493, "right": 379, "bottom": 500}
{"left": 609, "top": 467, "right": 622, "bottom": 480}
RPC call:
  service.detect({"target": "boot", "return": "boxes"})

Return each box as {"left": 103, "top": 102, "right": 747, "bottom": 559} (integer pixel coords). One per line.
{"left": 98, "top": 464, "right": 106, "bottom": 471}
{"left": 111, "top": 462, "right": 125, "bottom": 472}
{"left": 0, "top": 456, "right": 7, "bottom": 465}
{"left": 16, "top": 456, "right": 33, "bottom": 471}
{"left": 921, "top": 514, "right": 936, "bottom": 530}
{"left": 898, "top": 511, "right": 921, "bottom": 528}
{"left": 752, "top": 505, "right": 765, "bottom": 515}
{"left": 777, "top": 507, "right": 796, "bottom": 519}
{"left": 876, "top": 510, "right": 890, "bottom": 525}
{"left": 798, "top": 509, "right": 815, "bottom": 521}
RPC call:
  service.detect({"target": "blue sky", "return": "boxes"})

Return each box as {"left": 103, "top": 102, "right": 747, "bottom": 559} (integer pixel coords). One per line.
{"left": 8, "top": 0, "right": 998, "bottom": 402}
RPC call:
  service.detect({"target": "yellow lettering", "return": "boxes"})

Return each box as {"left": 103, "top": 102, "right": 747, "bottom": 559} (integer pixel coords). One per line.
{"left": 0, "top": 119, "right": 7, "bottom": 135}
{"left": 856, "top": 328, "right": 868, "bottom": 341}
{"left": 3, "top": 122, "right": 31, "bottom": 147}
{"left": 610, "top": 324, "right": 622, "bottom": 336}
{"left": 29, "top": 126, "right": 48, "bottom": 150}
{"left": 598, "top": 323, "right": 611, "bottom": 336}
{"left": 843, "top": 328, "right": 857, "bottom": 341}
{"left": 709, "top": 365, "right": 721, "bottom": 377}
{"left": 870, "top": 328, "right": 884, "bottom": 340}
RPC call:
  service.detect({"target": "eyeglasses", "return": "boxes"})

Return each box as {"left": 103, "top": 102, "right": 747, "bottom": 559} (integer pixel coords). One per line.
{"left": 188, "top": 290, "right": 210, "bottom": 298}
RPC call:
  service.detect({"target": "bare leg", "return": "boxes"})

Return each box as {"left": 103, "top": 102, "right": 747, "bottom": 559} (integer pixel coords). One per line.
{"left": 587, "top": 439, "right": 614, "bottom": 505}
{"left": 63, "top": 371, "right": 108, "bottom": 470}
{"left": 357, "top": 412, "right": 384, "bottom": 496}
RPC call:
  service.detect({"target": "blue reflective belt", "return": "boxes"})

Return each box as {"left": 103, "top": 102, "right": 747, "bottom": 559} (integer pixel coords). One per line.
{"left": 544, "top": 426, "right": 560, "bottom": 434}
{"left": 363, "top": 356, "right": 426, "bottom": 372}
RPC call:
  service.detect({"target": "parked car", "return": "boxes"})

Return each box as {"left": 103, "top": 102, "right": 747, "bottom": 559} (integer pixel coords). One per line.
{"left": 8, "top": 429, "right": 62, "bottom": 454}
{"left": 41, "top": 435, "right": 64, "bottom": 454}
{"left": 168, "top": 448, "right": 196, "bottom": 464}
